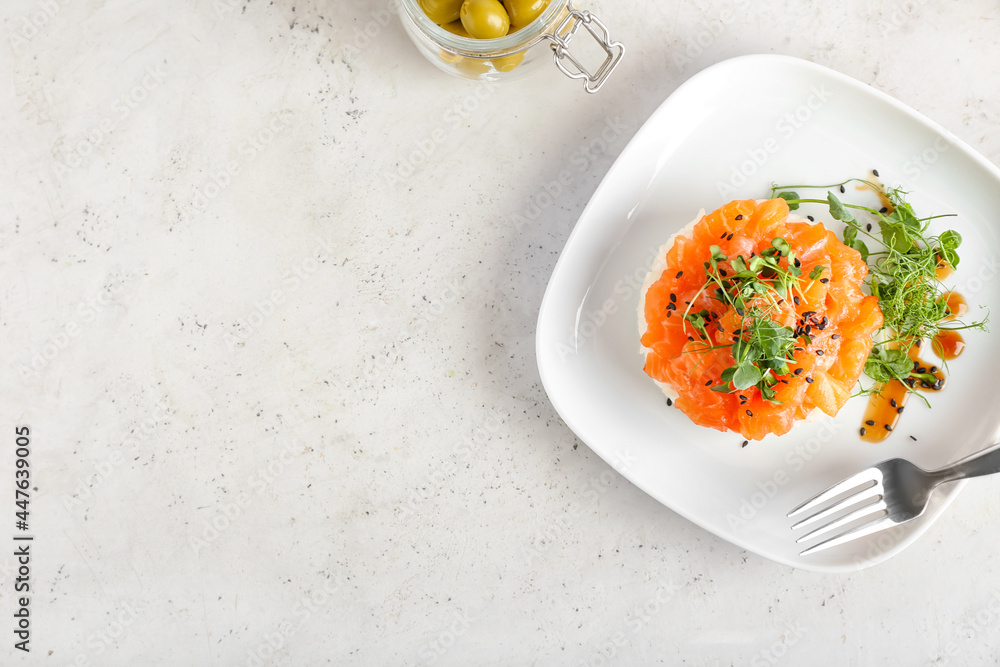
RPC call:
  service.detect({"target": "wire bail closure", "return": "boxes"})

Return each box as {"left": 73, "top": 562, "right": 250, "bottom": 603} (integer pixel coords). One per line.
{"left": 544, "top": 6, "right": 624, "bottom": 93}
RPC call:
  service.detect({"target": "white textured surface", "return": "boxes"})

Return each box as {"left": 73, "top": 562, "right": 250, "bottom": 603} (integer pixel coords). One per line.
{"left": 3, "top": 1, "right": 1000, "bottom": 665}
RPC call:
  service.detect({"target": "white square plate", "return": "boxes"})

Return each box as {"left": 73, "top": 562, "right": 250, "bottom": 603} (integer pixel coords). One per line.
{"left": 535, "top": 54, "right": 1000, "bottom": 572}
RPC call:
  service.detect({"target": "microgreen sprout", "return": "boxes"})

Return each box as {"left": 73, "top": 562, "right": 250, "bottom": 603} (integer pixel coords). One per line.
{"left": 682, "top": 234, "right": 808, "bottom": 403}
{"left": 770, "top": 178, "right": 989, "bottom": 395}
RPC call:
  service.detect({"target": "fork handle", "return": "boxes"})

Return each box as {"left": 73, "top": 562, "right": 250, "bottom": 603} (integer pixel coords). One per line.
{"left": 933, "top": 443, "right": 1000, "bottom": 484}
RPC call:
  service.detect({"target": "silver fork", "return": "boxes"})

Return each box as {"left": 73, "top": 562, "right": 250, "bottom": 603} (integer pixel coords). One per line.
{"left": 788, "top": 443, "right": 1000, "bottom": 556}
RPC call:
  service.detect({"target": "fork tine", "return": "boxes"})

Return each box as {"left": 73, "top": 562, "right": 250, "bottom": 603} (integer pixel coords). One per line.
{"left": 799, "top": 515, "right": 900, "bottom": 556}
{"left": 786, "top": 469, "right": 880, "bottom": 519}
{"left": 794, "top": 497, "right": 887, "bottom": 545}
{"left": 790, "top": 483, "right": 884, "bottom": 531}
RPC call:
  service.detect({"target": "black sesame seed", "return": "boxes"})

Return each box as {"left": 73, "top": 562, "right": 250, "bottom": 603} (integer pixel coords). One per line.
{"left": 865, "top": 420, "right": 875, "bottom": 426}
{"left": 840, "top": 185, "right": 846, "bottom": 193}
{"left": 885, "top": 424, "right": 893, "bottom": 431}
{"left": 670, "top": 293, "right": 677, "bottom": 303}
{"left": 794, "top": 368, "right": 803, "bottom": 375}
{"left": 860, "top": 428, "right": 867, "bottom": 436}
{"left": 909, "top": 435, "right": 917, "bottom": 441}
{"left": 879, "top": 207, "right": 888, "bottom": 214}
{"left": 794, "top": 258, "right": 801, "bottom": 267}
{"left": 866, "top": 223, "right": 872, "bottom": 232}
{"left": 929, "top": 366, "right": 938, "bottom": 373}
{"left": 721, "top": 232, "right": 728, "bottom": 239}
{"left": 739, "top": 394, "right": 747, "bottom": 401}
{"left": 917, "top": 366, "right": 927, "bottom": 374}
{"left": 741, "top": 440, "right": 748, "bottom": 448}
{"left": 735, "top": 307, "right": 744, "bottom": 316}
{"left": 890, "top": 399, "right": 897, "bottom": 407}
{"left": 820, "top": 278, "right": 830, "bottom": 284}
{"left": 746, "top": 409, "right": 753, "bottom": 417}
{"left": 666, "top": 398, "right": 673, "bottom": 406}
{"left": 705, "top": 380, "right": 713, "bottom": 386}
{"left": 676, "top": 271, "right": 684, "bottom": 278}
{"left": 719, "top": 269, "right": 728, "bottom": 277}
{"left": 793, "top": 296, "right": 801, "bottom": 305}
{"left": 806, "top": 377, "right": 814, "bottom": 383}
{"left": 666, "top": 311, "right": 672, "bottom": 318}
{"left": 687, "top": 336, "right": 694, "bottom": 341}
{"left": 831, "top": 334, "right": 840, "bottom": 340}
{"left": 816, "top": 349, "right": 824, "bottom": 356}
{"left": 897, "top": 407, "right": 904, "bottom": 414}
{"left": 807, "top": 215, "right": 815, "bottom": 222}
{"left": 736, "top": 214, "right": 744, "bottom": 220}
{"left": 666, "top": 303, "right": 676, "bottom": 311}
{"left": 873, "top": 168, "right": 880, "bottom": 177}
{"left": 727, "top": 233, "right": 734, "bottom": 241}
{"left": 802, "top": 311, "right": 816, "bottom": 318}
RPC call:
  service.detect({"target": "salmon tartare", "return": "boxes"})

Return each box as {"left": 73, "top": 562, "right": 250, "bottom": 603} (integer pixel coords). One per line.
{"left": 639, "top": 198, "right": 883, "bottom": 440}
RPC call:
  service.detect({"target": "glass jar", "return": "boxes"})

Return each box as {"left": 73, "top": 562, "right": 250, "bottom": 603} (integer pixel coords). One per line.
{"left": 397, "top": 0, "right": 624, "bottom": 93}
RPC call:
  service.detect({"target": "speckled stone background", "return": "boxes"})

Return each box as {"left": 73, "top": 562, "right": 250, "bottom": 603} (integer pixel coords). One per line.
{"left": 3, "top": 0, "right": 1000, "bottom": 665}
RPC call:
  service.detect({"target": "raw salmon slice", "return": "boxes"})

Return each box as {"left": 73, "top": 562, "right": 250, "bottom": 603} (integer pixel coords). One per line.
{"left": 640, "top": 199, "right": 883, "bottom": 440}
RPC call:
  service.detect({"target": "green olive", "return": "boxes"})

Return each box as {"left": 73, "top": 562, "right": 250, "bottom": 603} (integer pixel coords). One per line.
{"left": 419, "top": 0, "right": 463, "bottom": 25}
{"left": 456, "top": 51, "right": 524, "bottom": 75}
{"left": 456, "top": 57, "right": 491, "bottom": 76}
{"left": 492, "top": 51, "right": 524, "bottom": 72}
{"left": 503, "top": 0, "right": 549, "bottom": 28}
{"left": 460, "top": 0, "right": 510, "bottom": 39}
{"left": 440, "top": 20, "right": 472, "bottom": 37}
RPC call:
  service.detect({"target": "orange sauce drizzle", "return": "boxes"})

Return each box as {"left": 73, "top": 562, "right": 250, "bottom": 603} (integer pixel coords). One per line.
{"left": 859, "top": 379, "right": 910, "bottom": 442}
{"left": 859, "top": 304, "right": 970, "bottom": 443}
{"left": 860, "top": 340, "right": 949, "bottom": 442}
{"left": 933, "top": 329, "right": 965, "bottom": 360}
{"left": 856, "top": 171, "right": 895, "bottom": 214}
{"left": 942, "top": 291, "right": 967, "bottom": 320}
{"left": 846, "top": 175, "right": 970, "bottom": 442}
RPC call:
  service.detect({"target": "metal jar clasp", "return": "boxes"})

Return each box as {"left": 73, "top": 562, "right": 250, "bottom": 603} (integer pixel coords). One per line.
{"left": 544, "top": 6, "right": 624, "bottom": 93}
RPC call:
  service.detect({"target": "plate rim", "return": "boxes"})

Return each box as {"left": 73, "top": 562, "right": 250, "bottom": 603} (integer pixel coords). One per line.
{"left": 535, "top": 53, "right": 999, "bottom": 572}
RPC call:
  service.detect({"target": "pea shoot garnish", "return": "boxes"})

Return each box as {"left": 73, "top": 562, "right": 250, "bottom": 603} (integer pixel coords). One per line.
{"left": 770, "top": 178, "right": 989, "bottom": 396}
{"left": 682, "top": 238, "right": 811, "bottom": 403}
